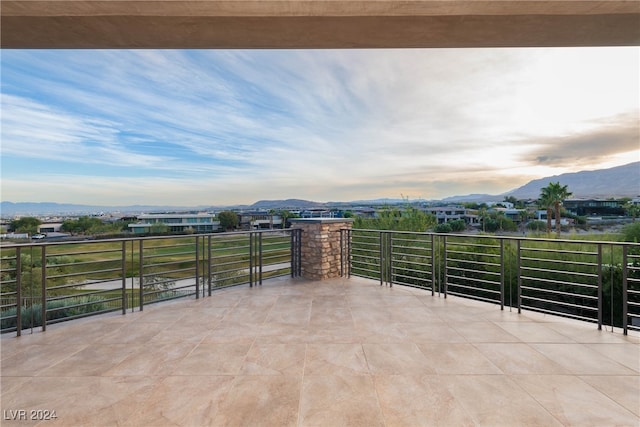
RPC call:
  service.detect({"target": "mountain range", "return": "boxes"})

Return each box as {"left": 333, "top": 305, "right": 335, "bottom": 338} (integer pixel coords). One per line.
{"left": 2, "top": 162, "right": 638, "bottom": 216}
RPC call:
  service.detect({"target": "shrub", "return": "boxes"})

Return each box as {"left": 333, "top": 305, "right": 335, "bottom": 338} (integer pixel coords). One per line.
{"left": 1, "top": 296, "right": 108, "bottom": 331}
{"left": 621, "top": 222, "right": 640, "bottom": 243}
{"left": 433, "top": 223, "right": 452, "bottom": 233}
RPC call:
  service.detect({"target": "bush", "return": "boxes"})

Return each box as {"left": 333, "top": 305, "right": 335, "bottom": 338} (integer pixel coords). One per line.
{"left": 449, "top": 219, "right": 466, "bottom": 232}
{"left": 1, "top": 296, "right": 108, "bottom": 331}
{"left": 621, "top": 222, "right": 640, "bottom": 243}
{"left": 527, "top": 220, "right": 547, "bottom": 231}
{"left": 433, "top": 223, "right": 452, "bottom": 233}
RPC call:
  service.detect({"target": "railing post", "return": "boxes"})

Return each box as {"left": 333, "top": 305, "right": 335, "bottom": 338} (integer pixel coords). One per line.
{"left": 443, "top": 235, "right": 448, "bottom": 299}
{"left": 289, "top": 228, "right": 302, "bottom": 278}
{"left": 41, "top": 245, "right": 47, "bottom": 332}
{"left": 430, "top": 234, "right": 435, "bottom": 296}
{"left": 517, "top": 239, "right": 522, "bottom": 314}
{"left": 121, "top": 241, "right": 126, "bottom": 314}
{"left": 249, "top": 232, "right": 254, "bottom": 287}
{"left": 139, "top": 239, "right": 144, "bottom": 311}
{"left": 500, "top": 239, "right": 505, "bottom": 311}
{"left": 341, "top": 228, "right": 351, "bottom": 278}
{"left": 195, "top": 236, "right": 200, "bottom": 299}
{"left": 379, "top": 231, "right": 384, "bottom": 286}
{"left": 258, "top": 232, "right": 263, "bottom": 286}
{"left": 15, "top": 246, "right": 22, "bottom": 336}
{"left": 597, "top": 243, "right": 603, "bottom": 330}
{"left": 207, "top": 235, "right": 212, "bottom": 296}
{"left": 340, "top": 229, "right": 345, "bottom": 277}
{"left": 622, "top": 245, "right": 628, "bottom": 335}
{"left": 389, "top": 233, "right": 394, "bottom": 287}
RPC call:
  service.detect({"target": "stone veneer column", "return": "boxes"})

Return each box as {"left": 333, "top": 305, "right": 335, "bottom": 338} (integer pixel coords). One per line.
{"left": 289, "top": 218, "right": 353, "bottom": 280}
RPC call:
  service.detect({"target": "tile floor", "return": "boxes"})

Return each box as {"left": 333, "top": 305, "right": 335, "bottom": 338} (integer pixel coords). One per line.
{"left": 1, "top": 276, "right": 639, "bottom": 426}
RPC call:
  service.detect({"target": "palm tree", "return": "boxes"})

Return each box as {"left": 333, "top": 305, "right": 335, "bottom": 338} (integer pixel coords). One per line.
{"left": 540, "top": 182, "right": 572, "bottom": 237}
{"left": 538, "top": 189, "right": 554, "bottom": 234}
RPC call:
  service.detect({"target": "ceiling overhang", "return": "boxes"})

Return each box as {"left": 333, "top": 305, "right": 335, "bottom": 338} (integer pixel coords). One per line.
{"left": 2, "top": 1, "right": 640, "bottom": 49}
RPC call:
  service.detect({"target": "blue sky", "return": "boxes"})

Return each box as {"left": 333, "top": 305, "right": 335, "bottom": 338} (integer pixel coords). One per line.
{"left": 1, "top": 48, "right": 638, "bottom": 206}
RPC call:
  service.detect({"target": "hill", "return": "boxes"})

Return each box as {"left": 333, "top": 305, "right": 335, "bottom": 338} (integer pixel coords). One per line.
{"left": 250, "top": 199, "right": 323, "bottom": 210}
{"left": 505, "top": 161, "right": 639, "bottom": 199}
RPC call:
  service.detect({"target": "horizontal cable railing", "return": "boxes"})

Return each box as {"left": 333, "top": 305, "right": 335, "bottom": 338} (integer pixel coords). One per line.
{"left": 346, "top": 229, "right": 640, "bottom": 335}
{"left": 1, "top": 229, "right": 301, "bottom": 336}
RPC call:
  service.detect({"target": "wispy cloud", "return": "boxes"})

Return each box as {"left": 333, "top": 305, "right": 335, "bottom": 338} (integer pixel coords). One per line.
{"left": 1, "top": 48, "right": 638, "bottom": 205}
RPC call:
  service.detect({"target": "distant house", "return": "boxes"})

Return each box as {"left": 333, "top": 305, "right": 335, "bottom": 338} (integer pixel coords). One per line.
{"left": 38, "top": 223, "right": 63, "bottom": 233}
{"left": 299, "top": 209, "right": 336, "bottom": 219}
{"left": 422, "top": 206, "right": 480, "bottom": 226}
{"left": 128, "top": 213, "right": 220, "bottom": 234}
{"left": 563, "top": 199, "right": 626, "bottom": 217}
{"left": 237, "top": 211, "right": 282, "bottom": 230}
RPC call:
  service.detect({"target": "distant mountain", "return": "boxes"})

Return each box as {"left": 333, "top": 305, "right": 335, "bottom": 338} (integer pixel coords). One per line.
{"left": 505, "top": 162, "right": 639, "bottom": 200}
{"left": 250, "top": 199, "right": 323, "bottom": 210}
{"left": 3, "top": 163, "right": 637, "bottom": 216}
{"left": 0, "top": 202, "right": 211, "bottom": 216}
{"left": 440, "top": 194, "right": 503, "bottom": 203}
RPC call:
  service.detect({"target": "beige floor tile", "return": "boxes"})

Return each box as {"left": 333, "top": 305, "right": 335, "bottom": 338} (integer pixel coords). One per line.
{"left": 254, "top": 322, "right": 310, "bottom": 343}
{"left": 374, "top": 375, "right": 475, "bottom": 426}
{"left": 222, "top": 306, "right": 272, "bottom": 324}
{"left": 1, "top": 376, "right": 158, "bottom": 427}
{"left": 96, "top": 321, "right": 165, "bottom": 344}
{"left": 213, "top": 375, "right": 301, "bottom": 427}
{"left": 444, "top": 375, "right": 563, "bottom": 426}
{"left": 473, "top": 342, "right": 569, "bottom": 374}
{"left": 1, "top": 344, "right": 86, "bottom": 376}
{"left": 309, "top": 306, "right": 353, "bottom": 326}
{"left": 450, "top": 321, "right": 520, "bottom": 342}
{"left": 514, "top": 374, "right": 640, "bottom": 426}
{"left": 495, "top": 321, "right": 576, "bottom": 343}
{"left": 122, "top": 375, "right": 236, "bottom": 427}
{"left": 147, "top": 323, "right": 214, "bottom": 344}
{"left": 37, "top": 344, "right": 140, "bottom": 376}
{"left": 585, "top": 343, "right": 640, "bottom": 373}
{"left": 382, "top": 306, "right": 442, "bottom": 323}
{"left": 399, "top": 322, "right": 468, "bottom": 343}
{"left": 580, "top": 375, "right": 640, "bottom": 417}
{"left": 266, "top": 304, "right": 312, "bottom": 325}
{"left": 530, "top": 343, "right": 638, "bottom": 375}
{"left": 356, "top": 322, "right": 411, "bottom": 344}
{"left": 240, "top": 343, "right": 306, "bottom": 376}
{"left": 418, "top": 343, "right": 502, "bottom": 374}
{"left": 304, "top": 324, "right": 362, "bottom": 344}
{"left": 104, "top": 342, "right": 197, "bottom": 376}
{"left": 304, "top": 343, "right": 369, "bottom": 376}
{"left": 299, "top": 374, "right": 384, "bottom": 427}
{"left": 171, "top": 342, "right": 252, "bottom": 375}
{"left": 363, "top": 343, "right": 435, "bottom": 375}
{"left": 546, "top": 321, "right": 638, "bottom": 344}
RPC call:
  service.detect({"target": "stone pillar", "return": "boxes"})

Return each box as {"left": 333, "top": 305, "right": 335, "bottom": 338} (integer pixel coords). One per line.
{"left": 290, "top": 218, "right": 353, "bottom": 280}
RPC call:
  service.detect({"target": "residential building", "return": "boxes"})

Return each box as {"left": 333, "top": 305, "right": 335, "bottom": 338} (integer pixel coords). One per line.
{"left": 128, "top": 213, "right": 220, "bottom": 234}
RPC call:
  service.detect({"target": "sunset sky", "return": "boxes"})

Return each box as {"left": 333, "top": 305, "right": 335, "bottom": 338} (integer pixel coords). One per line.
{"left": 1, "top": 48, "right": 638, "bottom": 206}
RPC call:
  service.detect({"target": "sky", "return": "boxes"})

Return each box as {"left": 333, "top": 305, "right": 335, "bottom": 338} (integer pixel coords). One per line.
{"left": 1, "top": 48, "right": 638, "bottom": 207}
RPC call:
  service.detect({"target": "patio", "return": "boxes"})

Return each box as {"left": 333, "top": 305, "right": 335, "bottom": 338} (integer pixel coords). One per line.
{"left": 1, "top": 275, "right": 639, "bottom": 426}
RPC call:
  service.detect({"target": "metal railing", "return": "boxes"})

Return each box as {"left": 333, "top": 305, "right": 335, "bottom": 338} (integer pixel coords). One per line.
{"left": 1, "top": 229, "right": 301, "bottom": 336}
{"left": 344, "top": 229, "right": 640, "bottom": 335}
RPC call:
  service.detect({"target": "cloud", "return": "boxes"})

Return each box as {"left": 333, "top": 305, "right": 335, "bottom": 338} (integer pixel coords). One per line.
{"left": 1, "top": 48, "right": 638, "bottom": 205}
{"left": 522, "top": 114, "right": 640, "bottom": 167}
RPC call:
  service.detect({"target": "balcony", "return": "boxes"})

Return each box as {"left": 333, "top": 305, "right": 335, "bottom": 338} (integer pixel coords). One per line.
{"left": 1, "top": 221, "right": 639, "bottom": 425}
